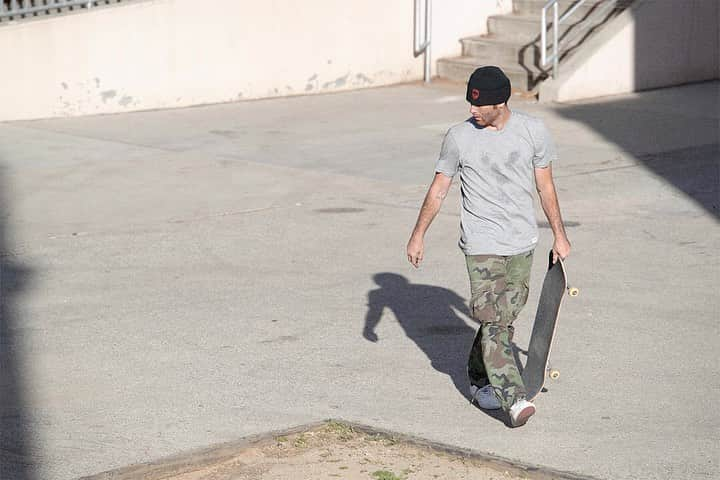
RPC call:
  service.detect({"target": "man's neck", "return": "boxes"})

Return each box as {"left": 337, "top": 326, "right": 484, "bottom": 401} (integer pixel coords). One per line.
{"left": 488, "top": 107, "right": 512, "bottom": 131}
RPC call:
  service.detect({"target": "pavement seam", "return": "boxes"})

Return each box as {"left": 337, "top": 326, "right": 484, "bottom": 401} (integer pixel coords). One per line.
{"left": 1, "top": 123, "right": 184, "bottom": 155}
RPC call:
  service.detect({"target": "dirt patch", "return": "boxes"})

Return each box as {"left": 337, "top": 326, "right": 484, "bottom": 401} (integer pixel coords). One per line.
{"left": 83, "top": 421, "right": 595, "bottom": 480}
{"left": 161, "top": 422, "right": 523, "bottom": 480}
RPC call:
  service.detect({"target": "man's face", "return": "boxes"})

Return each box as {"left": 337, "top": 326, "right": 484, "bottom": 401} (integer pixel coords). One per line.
{"left": 469, "top": 103, "right": 504, "bottom": 126}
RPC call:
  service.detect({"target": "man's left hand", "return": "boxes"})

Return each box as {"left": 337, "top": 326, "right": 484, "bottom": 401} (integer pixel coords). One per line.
{"left": 552, "top": 236, "right": 571, "bottom": 264}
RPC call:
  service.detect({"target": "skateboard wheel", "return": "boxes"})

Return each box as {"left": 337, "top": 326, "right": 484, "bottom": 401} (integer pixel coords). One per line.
{"left": 568, "top": 287, "right": 579, "bottom": 297}
{"left": 549, "top": 369, "right": 560, "bottom": 380}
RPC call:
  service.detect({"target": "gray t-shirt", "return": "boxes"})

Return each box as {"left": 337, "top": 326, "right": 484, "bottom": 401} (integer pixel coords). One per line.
{"left": 435, "top": 110, "right": 556, "bottom": 256}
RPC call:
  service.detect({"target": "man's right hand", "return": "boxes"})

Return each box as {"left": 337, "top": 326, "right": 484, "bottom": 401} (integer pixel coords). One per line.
{"left": 407, "top": 235, "right": 424, "bottom": 268}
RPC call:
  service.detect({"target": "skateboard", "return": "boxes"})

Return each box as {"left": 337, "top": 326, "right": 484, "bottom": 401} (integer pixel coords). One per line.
{"left": 521, "top": 250, "right": 578, "bottom": 401}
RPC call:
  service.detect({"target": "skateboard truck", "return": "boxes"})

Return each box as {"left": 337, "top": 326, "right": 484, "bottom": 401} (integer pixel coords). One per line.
{"left": 544, "top": 287, "right": 578, "bottom": 381}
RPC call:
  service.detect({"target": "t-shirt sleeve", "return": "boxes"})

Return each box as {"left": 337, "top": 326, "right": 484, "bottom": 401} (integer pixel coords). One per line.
{"left": 435, "top": 130, "right": 461, "bottom": 177}
{"left": 530, "top": 119, "right": 557, "bottom": 168}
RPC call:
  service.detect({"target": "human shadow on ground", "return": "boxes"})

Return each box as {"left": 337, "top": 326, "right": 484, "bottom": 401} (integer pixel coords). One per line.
{"left": 363, "top": 273, "right": 516, "bottom": 424}
{"left": 0, "top": 166, "right": 35, "bottom": 479}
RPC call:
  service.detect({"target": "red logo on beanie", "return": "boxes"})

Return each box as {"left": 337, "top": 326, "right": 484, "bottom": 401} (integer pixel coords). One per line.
{"left": 471, "top": 88, "right": 480, "bottom": 101}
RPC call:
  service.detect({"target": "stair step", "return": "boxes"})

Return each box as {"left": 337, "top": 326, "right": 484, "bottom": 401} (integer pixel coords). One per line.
{"left": 436, "top": 57, "right": 548, "bottom": 92}
{"left": 513, "top": 0, "right": 611, "bottom": 16}
{"left": 491, "top": 0, "right": 625, "bottom": 43}
{"left": 460, "top": 35, "right": 541, "bottom": 66}
{"left": 488, "top": 13, "right": 580, "bottom": 42}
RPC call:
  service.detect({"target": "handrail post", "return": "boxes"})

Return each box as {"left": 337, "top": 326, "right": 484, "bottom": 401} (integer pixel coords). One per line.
{"left": 542, "top": 0, "right": 595, "bottom": 80}
{"left": 541, "top": 6, "right": 547, "bottom": 67}
{"left": 414, "top": 0, "right": 432, "bottom": 84}
{"left": 424, "top": 0, "right": 432, "bottom": 83}
{"left": 552, "top": 1, "right": 559, "bottom": 78}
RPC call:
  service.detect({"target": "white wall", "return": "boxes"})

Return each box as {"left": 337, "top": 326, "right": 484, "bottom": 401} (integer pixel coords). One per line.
{"left": 434, "top": 0, "right": 513, "bottom": 60}
{"left": 0, "top": 0, "right": 509, "bottom": 121}
{"left": 541, "top": 0, "right": 719, "bottom": 102}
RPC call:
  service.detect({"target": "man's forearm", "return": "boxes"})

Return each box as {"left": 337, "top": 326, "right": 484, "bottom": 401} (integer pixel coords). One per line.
{"left": 538, "top": 186, "right": 567, "bottom": 240}
{"left": 411, "top": 187, "right": 446, "bottom": 238}
{"left": 407, "top": 173, "right": 452, "bottom": 267}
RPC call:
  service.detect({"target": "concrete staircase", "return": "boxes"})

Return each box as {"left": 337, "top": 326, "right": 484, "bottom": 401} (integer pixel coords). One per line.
{"left": 437, "top": 0, "right": 632, "bottom": 92}
{"left": 0, "top": 0, "right": 127, "bottom": 24}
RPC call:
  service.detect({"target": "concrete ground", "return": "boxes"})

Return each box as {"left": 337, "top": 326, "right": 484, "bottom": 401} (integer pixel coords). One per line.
{"left": 0, "top": 80, "right": 718, "bottom": 480}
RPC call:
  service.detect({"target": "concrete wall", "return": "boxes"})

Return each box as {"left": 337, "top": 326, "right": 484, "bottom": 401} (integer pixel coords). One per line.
{"left": 540, "top": 0, "right": 719, "bottom": 102}
{"left": 0, "top": 0, "right": 511, "bottom": 121}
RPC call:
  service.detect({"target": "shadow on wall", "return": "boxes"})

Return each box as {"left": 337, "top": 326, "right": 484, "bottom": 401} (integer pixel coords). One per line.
{"left": 0, "top": 165, "right": 36, "bottom": 479}
{"left": 631, "top": 0, "right": 719, "bottom": 93}
{"left": 555, "top": 84, "right": 720, "bottom": 219}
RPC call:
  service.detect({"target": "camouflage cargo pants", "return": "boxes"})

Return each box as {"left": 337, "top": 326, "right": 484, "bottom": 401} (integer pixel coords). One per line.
{"left": 466, "top": 250, "right": 533, "bottom": 411}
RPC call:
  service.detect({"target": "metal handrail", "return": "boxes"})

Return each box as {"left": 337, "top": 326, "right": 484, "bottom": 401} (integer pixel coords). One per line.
{"left": 414, "top": 0, "right": 432, "bottom": 83}
{"left": 541, "top": 0, "right": 591, "bottom": 79}
{"left": 1, "top": 1, "right": 94, "bottom": 20}
{"left": 541, "top": 0, "right": 621, "bottom": 79}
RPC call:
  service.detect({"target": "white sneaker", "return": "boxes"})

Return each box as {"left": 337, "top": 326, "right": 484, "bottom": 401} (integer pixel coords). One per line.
{"left": 509, "top": 398, "right": 536, "bottom": 427}
{"left": 469, "top": 384, "right": 501, "bottom": 410}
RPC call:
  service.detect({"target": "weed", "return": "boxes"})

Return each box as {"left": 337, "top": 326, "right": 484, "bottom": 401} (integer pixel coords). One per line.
{"left": 293, "top": 435, "right": 308, "bottom": 448}
{"left": 371, "top": 470, "right": 405, "bottom": 480}
{"left": 325, "top": 420, "right": 356, "bottom": 441}
{"left": 383, "top": 436, "right": 399, "bottom": 447}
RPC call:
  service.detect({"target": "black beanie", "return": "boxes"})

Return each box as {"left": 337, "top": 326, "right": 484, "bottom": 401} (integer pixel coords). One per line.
{"left": 466, "top": 66, "right": 511, "bottom": 106}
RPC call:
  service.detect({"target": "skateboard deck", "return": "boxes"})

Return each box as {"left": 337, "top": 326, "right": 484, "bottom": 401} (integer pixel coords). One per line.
{"left": 522, "top": 250, "right": 577, "bottom": 401}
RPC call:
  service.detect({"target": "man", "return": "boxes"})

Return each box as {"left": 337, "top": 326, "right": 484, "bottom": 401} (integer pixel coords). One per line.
{"left": 406, "top": 66, "right": 570, "bottom": 427}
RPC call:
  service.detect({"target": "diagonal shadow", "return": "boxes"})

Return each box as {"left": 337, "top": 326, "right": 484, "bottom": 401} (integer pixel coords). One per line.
{"left": 0, "top": 164, "right": 36, "bottom": 479}
{"left": 556, "top": 92, "right": 720, "bottom": 219}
